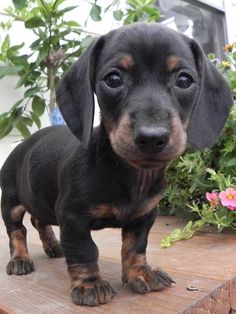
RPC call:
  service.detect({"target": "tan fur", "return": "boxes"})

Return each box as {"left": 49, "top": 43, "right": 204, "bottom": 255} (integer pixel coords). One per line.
{"left": 166, "top": 55, "right": 180, "bottom": 71}
{"left": 168, "top": 115, "right": 187, "bottom": 156}
{"left": 119, "top": 54, "right": 134, "bottom": 69}
{"left": 10, "top": 230, "right": 30, "bottom": 259}
{"left": 68, "top": 263, "right": 100, "bottom": 289}
{"left": 10, "top": 205, "right": 25, "bottom": 222}
{"left": 31, "top": 217, "right": 59, "bottom": 249}
{"left": 90, "top": 204, "right": 114, "bottom": 219}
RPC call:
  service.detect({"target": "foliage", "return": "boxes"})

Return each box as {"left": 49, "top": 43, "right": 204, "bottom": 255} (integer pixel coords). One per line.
{"left": 159, "top": 44, "right": 236, "bottom": 218}
{"left": 107, "top": 0, "right": 160, "bottom": 24}
{"left": 161, "top": 186, "right": 236, "bottom": 248}
{"left": 159, "top": 103, "right": 236, "bottom": 219}
{"left": 209, "top": 43, "right": 236, "bottom": 98}
{"left": 160, "top": 43, "right": 236, "bottom": 247}
{"left": 0, "top": 0, "right": 160, "bottom": 139}
{"left": 0, "top": 0, "right": 88, "bottom": 138}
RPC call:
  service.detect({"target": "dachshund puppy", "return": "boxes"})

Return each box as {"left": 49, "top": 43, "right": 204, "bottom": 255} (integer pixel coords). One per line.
{"left": 0, "top": 23, "right": 233, "bottom": 306}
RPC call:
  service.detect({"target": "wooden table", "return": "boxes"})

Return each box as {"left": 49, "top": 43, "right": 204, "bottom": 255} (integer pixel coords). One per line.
{"left": 0, "top": 215, "right": 236, "bottom": 313}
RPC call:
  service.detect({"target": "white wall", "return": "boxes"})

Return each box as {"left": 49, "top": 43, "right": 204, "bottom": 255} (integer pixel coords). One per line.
{"left": 224, "top": 0, "right": 236, "bottom": 43}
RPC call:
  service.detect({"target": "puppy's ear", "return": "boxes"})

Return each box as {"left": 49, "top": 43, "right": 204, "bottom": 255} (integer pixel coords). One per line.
{"left": 187, "top": 40, "right": 233, "bottom": 150}
{"left": 56, "top": 36, "right": 104, "bottom": 147}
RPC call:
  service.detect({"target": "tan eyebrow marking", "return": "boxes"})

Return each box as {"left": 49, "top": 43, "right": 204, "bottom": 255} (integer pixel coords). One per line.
{"left": 119, "top": 54, "right": 135, "bottom": 69}
{"left": 166, "top": 55, "right": 180, "bottom": 71}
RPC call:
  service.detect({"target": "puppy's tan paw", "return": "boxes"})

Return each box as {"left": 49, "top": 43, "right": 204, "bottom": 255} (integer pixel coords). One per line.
{"left": 125, "top": 266, "right": 175, "bottom": 294}
{"left": 71, "top": 279, "right": 116, "bottom": 306}
{"left": 7, "top": 258, "right": 34, "bottom": 275}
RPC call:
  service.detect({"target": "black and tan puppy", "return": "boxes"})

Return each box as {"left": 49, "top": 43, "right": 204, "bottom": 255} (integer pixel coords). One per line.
{"left": 0, "top": 23, "right": 233, "bottom": 306}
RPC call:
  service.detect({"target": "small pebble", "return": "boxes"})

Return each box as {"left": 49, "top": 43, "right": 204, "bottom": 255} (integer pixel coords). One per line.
{"left": 186, "top": 285, "right": 199, "bottom": 291}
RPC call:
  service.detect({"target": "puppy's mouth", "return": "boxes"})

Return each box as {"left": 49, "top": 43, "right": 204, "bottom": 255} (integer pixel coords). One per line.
{"left": 127, "top": 157, "right": 170, "bottom": 170}
{"left": 107, "top": 113, "right": 187, "bottom": 170}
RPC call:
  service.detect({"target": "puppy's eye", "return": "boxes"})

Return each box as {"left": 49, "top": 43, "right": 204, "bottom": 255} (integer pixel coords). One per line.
{"left": 176, "top": 73, "right": 194, "bottom": 89}
{"left": 104, "top": 71, "right": 123, "bottom": 88}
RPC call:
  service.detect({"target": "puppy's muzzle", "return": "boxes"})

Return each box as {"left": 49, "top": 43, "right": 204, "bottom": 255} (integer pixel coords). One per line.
{"left": 134, "top": 126, "right": 170, "bottom": 154}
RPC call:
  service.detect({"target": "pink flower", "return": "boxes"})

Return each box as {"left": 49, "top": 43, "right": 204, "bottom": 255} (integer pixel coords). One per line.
{"left": 226, "top": 205, "right": 235, "bottom": 211}
{"left": 206, "top": 192, "right": 219, "bottom": 208}
{"left": 219, "top": 188, "right": 236, "bottom": 211}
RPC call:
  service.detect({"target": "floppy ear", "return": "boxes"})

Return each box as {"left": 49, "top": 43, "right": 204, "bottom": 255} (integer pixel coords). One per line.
{"left": 56, "top": 36, "right": 104, "bottom": 147}
{"left": 187, "top": 40, "right": 233, "bottom": 150}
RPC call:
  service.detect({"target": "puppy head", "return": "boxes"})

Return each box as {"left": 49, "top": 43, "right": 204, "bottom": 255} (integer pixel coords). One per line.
{"left": 57, "top": 23, "right": 233, "bottom": 169}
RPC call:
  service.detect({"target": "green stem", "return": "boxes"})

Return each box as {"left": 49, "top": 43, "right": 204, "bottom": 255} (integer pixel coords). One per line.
{"left": 48, "top": 65, "right": 57, "bottom": 111}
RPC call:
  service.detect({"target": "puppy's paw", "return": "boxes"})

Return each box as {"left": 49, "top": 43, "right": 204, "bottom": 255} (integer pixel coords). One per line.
{"left": 7, "top": 258, "right": 34, "bottom": 275}
{"left": 44, "top": 244, "right": 63, "bottom": 258}
{"left": 71, "top": 279, "right": 116, "bottom": 306}
{"left": 125, "top": 266, "right": 175, "bottom": 294}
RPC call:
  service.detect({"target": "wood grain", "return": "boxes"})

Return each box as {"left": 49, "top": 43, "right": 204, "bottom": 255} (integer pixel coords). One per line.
{"left": 0, "top": 215, "right": 236, "bottom": 313}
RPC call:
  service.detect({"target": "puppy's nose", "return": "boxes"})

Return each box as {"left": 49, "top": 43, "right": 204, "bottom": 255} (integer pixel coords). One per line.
{"left": 135, "top": 127, "right": 169, "bottom": 153}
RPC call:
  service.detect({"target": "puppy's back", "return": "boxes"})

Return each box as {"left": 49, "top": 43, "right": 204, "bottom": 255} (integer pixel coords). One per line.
{"left": 0, "top": 125, "right": 78, "bottom": 206}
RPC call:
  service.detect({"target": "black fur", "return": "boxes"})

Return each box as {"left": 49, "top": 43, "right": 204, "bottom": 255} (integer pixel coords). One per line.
{"left": 0, "top": 23, "right": 233, "bottom": 306}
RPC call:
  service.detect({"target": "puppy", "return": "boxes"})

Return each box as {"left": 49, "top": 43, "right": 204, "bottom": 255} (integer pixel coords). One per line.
{"left": 0, "top": 23, "right": 233, "bottom": 306}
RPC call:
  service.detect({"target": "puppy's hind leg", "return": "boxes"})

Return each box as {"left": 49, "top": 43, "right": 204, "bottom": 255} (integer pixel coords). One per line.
{"left": 31, "top": 216, "right": 63, "bottom": 258}
{"left": 1, "top": 199, "right": 34, "bottom": 275}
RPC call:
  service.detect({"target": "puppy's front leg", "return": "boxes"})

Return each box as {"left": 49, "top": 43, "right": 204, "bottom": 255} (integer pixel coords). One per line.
{"left": 122, "top": 208, "right": 174, "bottom": 293}
{"left": 60, "top": 218, "right": 115, "bottom": 306}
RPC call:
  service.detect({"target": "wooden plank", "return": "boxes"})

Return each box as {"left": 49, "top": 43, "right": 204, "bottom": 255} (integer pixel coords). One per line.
{"left": 0, "top": 215, "right": 236, "bottom": 313}
{"left": 182, "top": 281, "right": 233, "bottom": 314}
{"left": 230, "top": 278, "right": 236, "bottom": 311}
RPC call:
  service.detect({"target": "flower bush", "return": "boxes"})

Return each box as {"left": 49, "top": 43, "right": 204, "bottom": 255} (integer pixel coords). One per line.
{"left": 161, "top": 187, "right": 236, "bottom": 248}
{"left": 160, "top": 42, "right": 236, "bottom": 248}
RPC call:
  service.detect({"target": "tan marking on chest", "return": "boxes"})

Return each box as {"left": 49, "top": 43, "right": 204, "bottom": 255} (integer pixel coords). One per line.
{"left": 90, "top": 193, "right": 163, "bottom": 221}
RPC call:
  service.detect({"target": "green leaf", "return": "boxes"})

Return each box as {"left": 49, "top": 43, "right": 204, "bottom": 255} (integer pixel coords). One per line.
{"left": 1, "top": 35, "right": 10, "bottom": 52}
{"left": 0, "top": 65, "right": 24, "bottom": 79}
{"left": 63, "top": 21, "right": 80, "bottom": 27}
{"left": 36, "top": 47, "right": 48, "bottom": 66}
{"left": 0, "top": 108, "right": 23, "bottom": 139}
{"left": 60, "top": 6, "right": 78, "bottom": 14}
{"left": 11, "top": 99, "right": 24, "bottom": 110}
{"left": 52, "top": 0, "right": 65, "bottom": 10}
{"left": 225, "top": 158, "right": 236, "bottom": 167}
{"left": 0, "top": 118, "right": 13, "bottom": 139}
{"left": 12, "top": 0, "right": 27, "bottom": 10}
{"left": 24, "top": 87, "right": 39, "bottom": 98}
{"left": 15, "top": 72, "right": 30, "bottom": 88}
{"left": 90, "top": 4, "right": 102, "bottom": 22}
{"left": 160, "top": 236, "right": 172, "bottom": 248}
{"left": 30, "top": 111, "right": 41, "bottom": 129}
{"left": 22, "top": 116, "right": 33, "bottom": 127}
{"left": 0, "top": 112, "right": 9, "bottom": 122}
{"left": 9, "top": 55, "right": 29, "bottom": 68}
{"left": 143, "top": 5, "right": 160, "bottom": 17}
{"left": 6, "top": 43, "right": 25, "bottom": 59}
{"left": 32, "top": 96, "right": 46, "bottom": 117}
{"left": 10, "top": 108, "right": 22, "bottom": 126}
{"left": 16, "top": 120, "right": 31, "bottom": 138}
{"left": 25, "top": 17, "right": 45, "bottom": 29}
{"left": 113, "top": 10, "right": 124, "bottom": 21}
{"left": 30, "top": 38, "right": 42, "bottom": 50}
